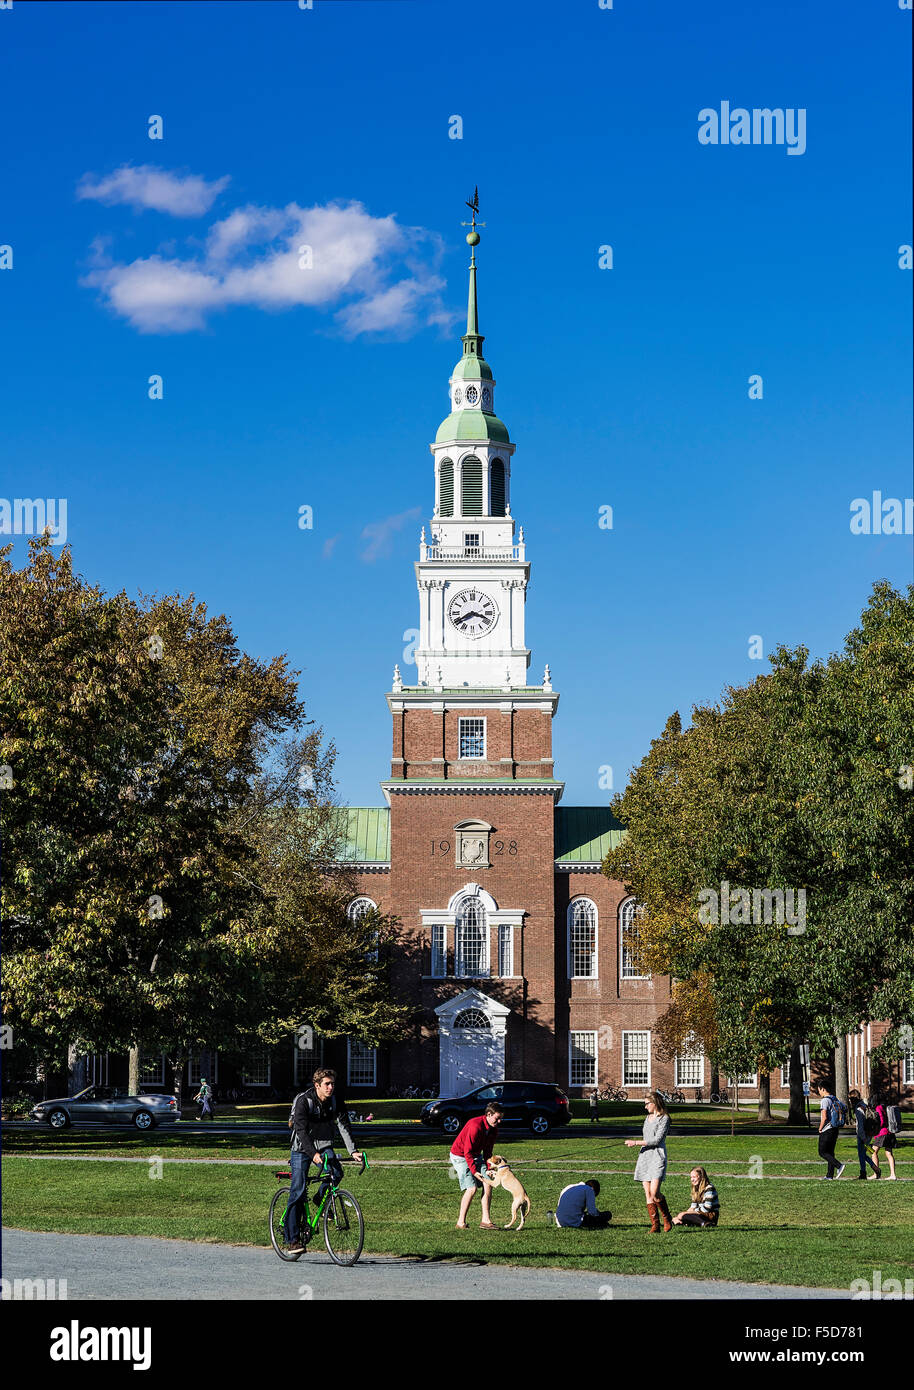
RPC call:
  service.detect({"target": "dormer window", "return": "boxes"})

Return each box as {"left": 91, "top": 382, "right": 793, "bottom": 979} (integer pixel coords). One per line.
{"left": 463, "top": 532, "right": 481, "bottom": 557}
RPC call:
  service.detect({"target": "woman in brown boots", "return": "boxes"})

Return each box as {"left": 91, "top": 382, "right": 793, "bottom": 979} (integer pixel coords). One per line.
{"left": 625, "top": 1091, "right": 672, "bottom": 1232}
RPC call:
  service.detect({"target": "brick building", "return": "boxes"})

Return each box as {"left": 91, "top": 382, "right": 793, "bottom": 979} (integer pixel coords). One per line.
{"left": 51, "top": 226, "right": 913, "bottom": 1109}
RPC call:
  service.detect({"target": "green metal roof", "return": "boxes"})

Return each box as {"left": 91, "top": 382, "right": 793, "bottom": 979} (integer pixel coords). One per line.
{"left": 435, "top": 410, "right": 510, "bottom": 445}
{"left": 335, "top": 807, "right": 390, "bottom": 862}
{"left": 554, "top": 807, "right": 626, "bottom": 863}
{"left": 451, "top": 353, "right": 494, "bottom": 382}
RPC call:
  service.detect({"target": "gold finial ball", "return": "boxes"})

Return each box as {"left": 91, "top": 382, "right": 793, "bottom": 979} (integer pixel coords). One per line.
{"left": 466, "top": 230, "right": 480, "bottom": 246}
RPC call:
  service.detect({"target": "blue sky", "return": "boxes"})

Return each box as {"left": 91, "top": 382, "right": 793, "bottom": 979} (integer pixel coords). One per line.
{"left": 2, "top": 0, "right": 911, "bottom": 808}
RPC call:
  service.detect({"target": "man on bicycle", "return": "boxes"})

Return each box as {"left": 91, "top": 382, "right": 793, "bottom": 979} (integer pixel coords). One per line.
{"left": 284, "top": 1068, "right": 363, "bottom": 1254}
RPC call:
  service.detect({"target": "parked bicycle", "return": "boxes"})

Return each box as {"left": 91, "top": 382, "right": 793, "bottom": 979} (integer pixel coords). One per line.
{"left": 655, "top": 1089, "right": 686, "bottom": 1105}
{"left": 598, "top": 1084, "right": 628, "bottom": 1102}
{"left": 710, "top": 1087, "right": 730, "bottom": 1104}
{"left": 269, "top": 1152, "right": 368, "bottom": 1267}
{"left": 386, "top": 1085, "right": 436, "bottom": 1099}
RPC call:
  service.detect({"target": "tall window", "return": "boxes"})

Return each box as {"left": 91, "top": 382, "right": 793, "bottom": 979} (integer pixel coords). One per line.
{"left": 348, "top": 896, "right": 378, "bottom": 961}
{"left": 293, "top": 1032, "right": 324, "bottom": 1087}
{"left": 455, "top": 896, "right": 488, "bottom": 976}
{"left": 439, "top": 459, "right": 454, "bottom": 516}
{"left": 570, "top": 1032, "right": 597, "bottom": 1088}
{"left": 463, "top": 532, "right": 481, "bottom": 556}
{"left": 138, "top": 1052, "right": 165, "bottom": 1087}
{"left": 498, "top": 923, "right": 513, "bottom": 977}
{"left": 188, "top": 1051, "right": 217, "bottom": 1086}
{"left": 490, "top": 459, "right": 506, "bottom": 516}
{"left": 461, "top": 456, "right": 483, "bottom": 515}
{"left": 430, "top": 924, "right": 447, "bottom": 977}
{"left": 622, "top": 1031, "right": 650, "bottom": 1087}
{"left": 620, "top": 899, "right": 647, "bottom": 979}
{"left": 347, "top": 1040, "right": 377, "bottom": 1087}
{"left": 242, "top": 1046, "right": 271, "bottom": 1087}
{"left": 459, "top": 717, "right": 486, "bottom": 760}
{"left": 729, "top": 1072, "right": 757, "bottom": 1087}
{"left": 675, "top": 1037, "right": 703, "bottom": 1087}
{"left": 568, "top": 898, "right": 598, "bottom": 978}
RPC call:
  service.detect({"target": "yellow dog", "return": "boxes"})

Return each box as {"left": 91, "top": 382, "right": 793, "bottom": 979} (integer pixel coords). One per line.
{"left": 487, "top": 1155, "right": 531, "bottom": 1229}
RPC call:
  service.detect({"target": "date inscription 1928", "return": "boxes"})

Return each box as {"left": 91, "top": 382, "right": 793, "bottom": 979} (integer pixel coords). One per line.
{"left": 431, "top": 840, "right": 517, "bottom": 855}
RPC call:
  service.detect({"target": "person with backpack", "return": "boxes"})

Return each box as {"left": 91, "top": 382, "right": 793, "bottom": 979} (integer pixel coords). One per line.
{"left": 869, "top": 1092, "right": 898, "bottom": 1180}
{"left": 849, "top": 1089, "right": 879, "bottom": 1179}
{"left": 815, "top": 1083, "right": 847, "bottom": 1180}
{"left": 193, "top": 1077, "right": 215, "bottom": 1122}
{"left": 283, "top": 1068, "right": 362, "bottom": 1254}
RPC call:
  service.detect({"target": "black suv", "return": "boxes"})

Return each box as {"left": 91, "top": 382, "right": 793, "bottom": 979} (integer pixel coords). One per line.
{"left": 420, "top": 1081, "right": 571, "bottom": 1136}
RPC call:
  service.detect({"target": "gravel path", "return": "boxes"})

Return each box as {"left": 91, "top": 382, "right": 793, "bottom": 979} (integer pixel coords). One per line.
{"left": 2, "top": 1228, "right": 848, "bottom": 1301}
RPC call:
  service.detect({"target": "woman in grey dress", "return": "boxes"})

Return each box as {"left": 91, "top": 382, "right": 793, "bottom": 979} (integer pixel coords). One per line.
{"left": 625, "top": 1091, "right": 672, "bottom": 1232}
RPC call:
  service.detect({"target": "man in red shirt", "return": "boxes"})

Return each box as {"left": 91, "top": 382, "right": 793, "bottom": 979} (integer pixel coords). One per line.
{"left": 450, "top": 1103, "right": 505, "bottom": 1229}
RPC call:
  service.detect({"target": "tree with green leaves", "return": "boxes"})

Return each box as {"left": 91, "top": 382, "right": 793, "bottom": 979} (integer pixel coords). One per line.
{"left": 1, "top": 537, "right": 408, "bottom": 1097}
{"left": 604, "top": 582, "right": 914, "bottom": 1121}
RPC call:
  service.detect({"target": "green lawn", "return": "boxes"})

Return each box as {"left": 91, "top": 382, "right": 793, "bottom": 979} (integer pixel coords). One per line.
{"left": 4, "top": 1128, "right": 912, "bottom": 1289}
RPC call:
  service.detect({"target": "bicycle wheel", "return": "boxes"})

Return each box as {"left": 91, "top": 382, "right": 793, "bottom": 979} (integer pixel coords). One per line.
{"left": 270, "top": 1187, "right": 305, "bottom": 1261}
{"left": 323, "top": 1188, "right": 364, "bottom": 1266}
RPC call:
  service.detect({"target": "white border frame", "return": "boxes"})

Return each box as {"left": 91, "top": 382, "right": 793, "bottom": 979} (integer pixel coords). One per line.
{"left": 347, "top": 1038, "right": 377, "bottom": 1088}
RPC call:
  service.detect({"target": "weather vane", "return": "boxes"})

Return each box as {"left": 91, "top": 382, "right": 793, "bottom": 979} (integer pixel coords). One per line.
{"left": 461, "top": 186, "right": 486, "bottom": 250}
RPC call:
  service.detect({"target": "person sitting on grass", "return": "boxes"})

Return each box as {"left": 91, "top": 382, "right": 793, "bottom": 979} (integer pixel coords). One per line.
{"left": 552, "top": 1179, "right": 612, "bottom": 1229}
{"left": 672, "top": 1167, "right": 720, "bottom": 1227}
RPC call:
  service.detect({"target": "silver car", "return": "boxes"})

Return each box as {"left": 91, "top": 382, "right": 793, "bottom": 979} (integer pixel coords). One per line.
{"left": 31, "top": 1085, "right": 180, "bottom": 1131}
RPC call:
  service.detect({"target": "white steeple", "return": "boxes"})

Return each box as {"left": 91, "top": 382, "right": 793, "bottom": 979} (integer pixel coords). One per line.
{"left": 411, "top": 198, "right": 531, "bottom": 689}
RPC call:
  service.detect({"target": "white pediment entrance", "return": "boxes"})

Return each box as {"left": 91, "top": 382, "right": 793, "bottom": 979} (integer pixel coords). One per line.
{"left": 435, "top": 988, "right": 510, "bottom": 1098}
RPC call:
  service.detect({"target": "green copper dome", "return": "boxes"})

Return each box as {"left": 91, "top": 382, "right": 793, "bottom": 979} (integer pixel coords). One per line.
{"left": 435, "top": 411, "right": 510, "bottom": 444}
{"left": 451, "top": 353, "right": 494, "bottom": 382}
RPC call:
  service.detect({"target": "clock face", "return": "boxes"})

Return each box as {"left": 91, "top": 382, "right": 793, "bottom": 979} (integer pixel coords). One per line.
{"left": 448, "top": 588, "right": 498, "bottom": 638}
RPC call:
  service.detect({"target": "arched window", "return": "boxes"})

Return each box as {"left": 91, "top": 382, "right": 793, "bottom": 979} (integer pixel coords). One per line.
{"left": 455, "top": 895, "right": 487, "bottom": 976}
{"left": 490, "top": 459, "right": 506, "bottom": 516}
{"left": 454, "top": 1008, "right": 490, "bottom": 1029}
{"left": 439, "top": 458, "right": 454, "bottom": 517}
{"left": 568, "top": 898, "right": 598, "bottom": 978}
{"left": 620, "top": 898, "right": 647, "bottom": 979}
{"left": 461, "top": 457, "right": 483, "bottom": 516}
{"left": 348, "top": 897, "right": 379, "bottom": 962}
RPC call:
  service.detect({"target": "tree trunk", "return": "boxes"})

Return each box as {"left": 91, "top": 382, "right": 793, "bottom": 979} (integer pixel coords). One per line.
{"left": 170, "top": 1048, "right": 187, "bottom": 1119}
{"left": 757, "top": 1069, "right": 771, "bottom": 1122}
{"left": 66, "top": 1043, "right": 82, "bottom": 1096}
{"left": 787, "top": 1040, "right": 806, "bottom": 1125}
{"left": 834, "top": 1037, "right": 850, "bottom": 1121}
{"left": 128, "top": 1045, "right": 140, "bottom": 1096}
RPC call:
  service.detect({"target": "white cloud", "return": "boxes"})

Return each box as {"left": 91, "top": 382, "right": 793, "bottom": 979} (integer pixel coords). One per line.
{"left": 77, "top": 164, "right": 230, "bottom": 217}
{"left": 360, "top": 507, "right": 421, "bottom": 564}
{"left": 79, "top": 183, "right": 448, "bottom": 337}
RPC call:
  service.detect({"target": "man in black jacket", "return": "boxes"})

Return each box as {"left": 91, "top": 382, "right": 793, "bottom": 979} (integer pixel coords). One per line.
{"left": 283, "top": 1068, "right": 362, "bottom": 1253}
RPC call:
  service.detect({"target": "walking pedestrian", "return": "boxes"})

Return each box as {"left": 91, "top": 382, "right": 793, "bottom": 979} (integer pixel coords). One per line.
{"left": 193, "top": 1077, "right": 215, "bottom": 1121}
{"left": 869, "top": 1093, "right": 898, "bottom": 1180}
{"left": 589, "top": 1090, "right": 599, "bottom": 1124}
{"left": 815, "top": 1083, "right": 847, "bottom": 1180}
{"left": 849, "top": 1089, "right": 878, "bottom": 1180}
{"left": 625, "top": 1090, "right": 672, "bottom": 1233}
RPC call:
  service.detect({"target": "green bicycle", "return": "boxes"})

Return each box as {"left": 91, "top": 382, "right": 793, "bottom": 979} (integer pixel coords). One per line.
{"left": 270, "top": 1152, "right": 367, "bottom": 1267}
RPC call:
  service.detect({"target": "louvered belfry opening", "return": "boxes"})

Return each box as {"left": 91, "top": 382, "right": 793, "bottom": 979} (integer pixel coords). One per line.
{"left": 439, "top": 458, "right": 454, "bottom": 516}
{"left": 490, "top": 458, "right": 506, "bottom": 516}
{"left": 461, "top": 456, "right": 483, "bottom": 516}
